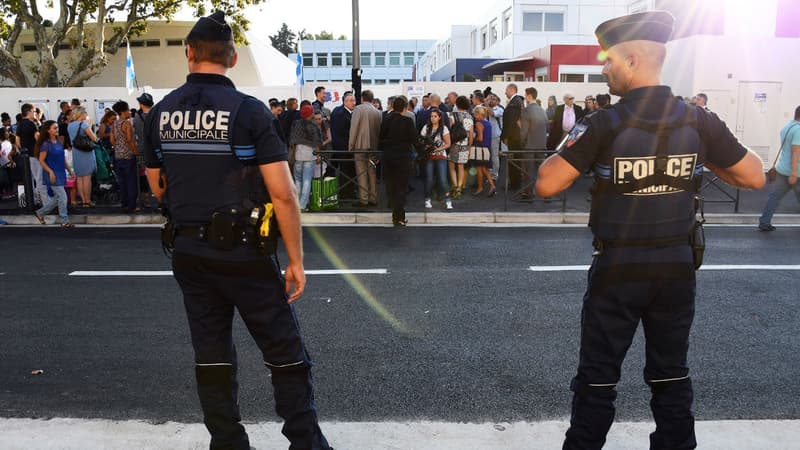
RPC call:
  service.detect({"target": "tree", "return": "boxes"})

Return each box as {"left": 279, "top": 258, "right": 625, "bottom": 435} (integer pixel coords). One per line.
{"left": 302, "top": 31, "right": 347, "bottom": 41}
{"left": 0, "top": 0, "right": 264, "bottom": 87}
{"left": 269, "top": 22, "right": 297, "bottom": 56}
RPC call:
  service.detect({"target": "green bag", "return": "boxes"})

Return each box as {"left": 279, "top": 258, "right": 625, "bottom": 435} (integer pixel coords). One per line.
{"left": 309, "top": 177, "right": 339, "bottom": 211}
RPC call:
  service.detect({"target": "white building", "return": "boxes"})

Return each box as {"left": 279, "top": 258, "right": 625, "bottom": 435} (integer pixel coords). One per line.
{"left": 289, "top": 39, "right": 435, "bottom": 85}
{"left": 0, "top": 21, "right": 297, "bottom": 88}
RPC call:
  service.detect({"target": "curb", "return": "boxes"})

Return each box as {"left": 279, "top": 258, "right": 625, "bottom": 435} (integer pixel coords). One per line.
{"left": 3, "top": 212, "right": 800, "bottom": 226}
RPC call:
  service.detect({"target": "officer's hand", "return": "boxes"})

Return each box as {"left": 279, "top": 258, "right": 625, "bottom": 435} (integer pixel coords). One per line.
{"left": 789, "top": 174, "right": 798, "bottom": 185}
{"left": 284, "top": 262, "right": 306, "bottom": 304}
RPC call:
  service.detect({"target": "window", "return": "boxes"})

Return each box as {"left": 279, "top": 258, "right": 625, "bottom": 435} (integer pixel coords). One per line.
{"left": 22, "top": 44, "right": 36, "bottom": 52}
{"left": 418, "top": 52, "right": 426, "bottom": 59}
{"left": 166, "top": 39, "right": 185, "bottom": 46}
{"left": 489, "top": 19, "right": 498, "bottom": 45}
{"left": 503, "top": 8, "right": 512, "bottom": 37}
{"left": 129, "top": 41, "right": 146, "bottom": 47}
{"left": 346, "top": 52, "right": 353, "bottom": 65}
{"left": 360, "top": 52, "right": 371, "bottom": 66}
{"left": 389, "top": 52, "right": 401, "bottom": 66}
{"left": 536, "top": 74, "right": 549, "bottom": 82}
{"left": 332, "top": 53, "right": 342, "bottom": 66}
{"left": 404, "top": 52, "right": 415, "bottom": 65}
{"left": 544, "top": 13, "right": 564, "bottom": 32}
{"left": 470, "top": 30, "right": 477, "bottom": 54}
{"left": 129, "top": 40, "right": 160, "bottom": 47}
{"left": 303, "top": 54, "right": 313, "bottom": 67}
{"left": 374, "top": 79, "right": 386, "bottom": 85}
{"left": 58, "top": 44, "right": 73, "bottom": 50}
{"left": 560, "top": 73, "right": 585, "bottom": 83}
{"left": 523, "top": 12, "right": 565, "bottom": 32}
{"left": 481, "top": 26, "right": 488, "bottom": 50}
{"left": 588, "top": 74, "right": 605, "bottom": 83}
{"left": 389, "top": 79, "right": 400, "bottom": 84}
{"left": 317, "top": 53, "right": 328, "bottom": 67}
{"left": 374, "top": 52, "right": 386, "bottom": 66}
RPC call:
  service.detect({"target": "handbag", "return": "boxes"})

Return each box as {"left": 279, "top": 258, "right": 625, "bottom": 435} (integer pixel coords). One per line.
{"left": 72, "top": 123, "right": 92, "bottom": 152}
{"left": 468, "top": 146, "right": 491, "bottom": 162}
{"left": 768, "top": 123, "right": 799, "bottom": 183}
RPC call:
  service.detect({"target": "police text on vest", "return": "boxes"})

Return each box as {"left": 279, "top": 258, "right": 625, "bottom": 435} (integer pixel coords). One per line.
{"left": 159, "top": 110, "right": 229, "bottom": 141}
{"left": 613, "top": 154, "right": 697, "bottom": 195}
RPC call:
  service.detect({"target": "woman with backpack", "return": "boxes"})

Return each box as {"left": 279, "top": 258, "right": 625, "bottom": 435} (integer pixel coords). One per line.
{"left": 419, "top": 109, "right": 452, "bottom": 210}
{"left": 448, "top": 96, "right": 473, "bottom": 199}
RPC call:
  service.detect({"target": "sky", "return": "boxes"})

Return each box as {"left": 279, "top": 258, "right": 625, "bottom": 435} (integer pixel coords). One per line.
{"left": 30, "top": 0, "right": 488, "bottom": 42}
{"left": 246, "top": 0, "right": 486, "bottom": 41}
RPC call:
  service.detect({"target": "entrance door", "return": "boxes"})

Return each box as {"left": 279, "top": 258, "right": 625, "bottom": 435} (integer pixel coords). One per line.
{"left": 735, "top": 82, "right": 782, "bottom": 164}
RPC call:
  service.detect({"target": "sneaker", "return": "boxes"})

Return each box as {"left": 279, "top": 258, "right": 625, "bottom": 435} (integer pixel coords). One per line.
{"left": 445, "top": 198, "right": 453, "bottom": 210}
{"left": 424, "top": 199, "right": 432, "bottom": 209}
{"left": 758, "top": 224, "right": 776, "bottom": 232}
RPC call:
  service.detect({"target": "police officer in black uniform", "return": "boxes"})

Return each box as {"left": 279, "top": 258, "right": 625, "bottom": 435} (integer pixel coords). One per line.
{"left": 142, "top": 12, "right": 331, "bottom": 450}
{"left": 536, "top": 11, "right": 765, "bottom": 450}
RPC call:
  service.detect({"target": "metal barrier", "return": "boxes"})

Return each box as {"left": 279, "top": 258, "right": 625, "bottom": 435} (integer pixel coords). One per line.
{"left": 500, "top": 148, "right": 566, "bottom": 212}
{"left": 699, "top": 169, "right": 740, "bottom": 212}
{"left": 313, "top": 149, "right": 384, "bottom": 208}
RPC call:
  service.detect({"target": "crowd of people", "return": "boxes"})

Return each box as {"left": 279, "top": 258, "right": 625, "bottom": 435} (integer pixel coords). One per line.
{"left": 0, "top": 83, "right": 749, "bottom": 227}
{"left": 0, "top": 94, "right": 156, "bottom": 226}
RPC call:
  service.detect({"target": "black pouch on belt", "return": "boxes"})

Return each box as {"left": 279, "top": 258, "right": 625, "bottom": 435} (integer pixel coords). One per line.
{"left": 690, "top": 220, "right": 705, "bottom": 270}
{"left": 208, "top": 210, "right": 239, "bottom": 251}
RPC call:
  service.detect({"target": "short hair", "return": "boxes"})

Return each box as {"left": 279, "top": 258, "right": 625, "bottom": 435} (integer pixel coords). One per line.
{"left": 507, "top": 83, "right": 518, "bottom": 93}
{"left": 795, "top": 105, "right": 800, "bottom": 120}
{"left": 361, "top": 90, "right": 374, "bottom": 102}
{"left": 187, "top": 38, "right": 236, "bottom": 67}
{"left": 392, "top": 95, "right": 408, "bottom": 112}
{"left": 314, "top": 86, "right": 325, "bottom": 95}
{"left": 70, "top": 106, "right": 87, "bottom": 121}
{"left": 60, "top": 101, "right": 69, "bottom": 109}
{"left": 596, "top": 94, "right": 611, "bottom": 107}
{"left": 472, "top": 106, "right": 487, "bottom": 119}
{"left": 21, "top": 103, "right": 34, "bottom": 115}
{"left": 112, "top": 101, "right": 129, "bottom": 114}
{"left": 473, "top": 92, "right": 485, "bottom": 102}
{"left": 696, "top": 93, "right": 708, "bottom": 103}
{"left": 70, "top": 98, "right": 81, "bottom": 106}
{"left": 342, "top": 92, "right": 354, "bottom": 101}
{"left": 524, "top": 87, "right": 538, "bottom": 99}
{"left": 422, "top": 94, "right": 430, "bottom": 99}
{"left": 455, "top": 95, "right": 470, "bottom": 111}
{"left": 300, "top": 99, "right": 311, "bottom": 107}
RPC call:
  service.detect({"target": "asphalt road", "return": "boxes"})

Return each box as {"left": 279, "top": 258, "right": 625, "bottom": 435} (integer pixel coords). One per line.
{"left": 1, "top": 226, "right": 798, "bottom": 425}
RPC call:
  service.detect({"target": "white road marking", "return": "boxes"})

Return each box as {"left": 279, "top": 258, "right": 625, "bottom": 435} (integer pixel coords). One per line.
{"left": 0, "top": 418, "right": 797, "bottom": 450}
{"left": 529, "top": 265, "right": 800, "bottom": 272}
{"left": 68, "top": 269, "right": 388, "bottom": 277}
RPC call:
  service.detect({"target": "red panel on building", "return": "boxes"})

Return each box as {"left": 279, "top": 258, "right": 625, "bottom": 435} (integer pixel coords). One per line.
{"left": 547, "top": 45, "right": 603, "bottom": 81}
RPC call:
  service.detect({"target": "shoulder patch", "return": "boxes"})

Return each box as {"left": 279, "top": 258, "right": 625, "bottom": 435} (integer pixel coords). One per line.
{"left": 565, "top": 123, "right": 588, "bottom": 148}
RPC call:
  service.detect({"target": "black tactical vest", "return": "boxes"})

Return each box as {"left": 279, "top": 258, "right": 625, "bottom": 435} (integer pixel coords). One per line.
{"left": 156, "top": 81, "right": 268, "bottom": 225}
{"left": 590, "top": 100, "right": 704, "bottom": 242}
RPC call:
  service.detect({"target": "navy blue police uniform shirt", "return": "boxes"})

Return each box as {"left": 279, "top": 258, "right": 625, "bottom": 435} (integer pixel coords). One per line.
{"left": 559, "top": 86, "right": 747, "bottom": 176}
{"left": 142, "top": 73, "right": 287, "bottom": 260}
{"left": 557, "top": 86, "right": 749, "bottom": 266}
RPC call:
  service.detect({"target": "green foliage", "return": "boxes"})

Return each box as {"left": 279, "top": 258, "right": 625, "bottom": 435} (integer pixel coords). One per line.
{"left": 269, "top": 22, "right": 297, "bottom": 56}
{"left": 0, "top": 0, "right": 264, "bottom": 87}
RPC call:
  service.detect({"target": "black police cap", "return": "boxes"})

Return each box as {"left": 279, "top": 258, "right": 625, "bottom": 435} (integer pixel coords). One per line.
{"left": 595, "top": 11, "right": 674, "bottom": 50}
{"left": 187, "top": 11, "right": 233, "bottom": 42}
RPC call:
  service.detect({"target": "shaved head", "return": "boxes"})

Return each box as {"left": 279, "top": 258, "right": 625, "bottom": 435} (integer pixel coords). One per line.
{"left": 602, "top": 40, "right": 666, "bottom": 96}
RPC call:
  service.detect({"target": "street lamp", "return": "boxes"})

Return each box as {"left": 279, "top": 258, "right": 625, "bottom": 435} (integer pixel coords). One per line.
{"left": 352, "top": 0, "right": 362, "bottom": 104}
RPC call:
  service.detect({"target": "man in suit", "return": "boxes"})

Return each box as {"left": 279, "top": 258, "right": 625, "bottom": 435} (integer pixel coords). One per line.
{"left": 547, "top": 93, "right": 584, "bottom": 151}
{"left": 520, "top": 87, "right": 549, "bottom": 196}
{"left": 349, "top": 90, "right": 383, "bottom": 206}
{"left": 501, "top": 83, "right": 526, "bottom": 189}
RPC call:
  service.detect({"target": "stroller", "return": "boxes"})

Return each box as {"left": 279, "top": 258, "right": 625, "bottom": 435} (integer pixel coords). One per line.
{"left": 92, "top": 145, "right": 120, "bottom": 205}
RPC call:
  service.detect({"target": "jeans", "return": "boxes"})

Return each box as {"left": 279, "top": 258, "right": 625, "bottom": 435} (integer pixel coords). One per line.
{"left": 759, "top": 173, "right": 800, "bottom": 227}
{"left": 116, "top": 158, "right": 138, "bottom": 209}
{"left": 294, "top": 160, "right": 314, "bottom": 209}
{"left": 29, "top": 157, "right": 47, "bottom": 204}
{"left": 424, "top": 159, "right": 449, "bottom": 199}
{"left": 36, "top": 185, "right": 69, "bottom": 223}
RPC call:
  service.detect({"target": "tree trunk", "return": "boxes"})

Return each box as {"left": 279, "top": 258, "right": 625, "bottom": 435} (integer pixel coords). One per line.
{"left": 0, "top": 49, "right": 30, "bottom": 87}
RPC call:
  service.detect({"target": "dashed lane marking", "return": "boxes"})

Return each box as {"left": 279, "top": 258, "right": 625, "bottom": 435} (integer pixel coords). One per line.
{"left": 529, "top": 265, "right": 800, "bottom": 272}
{"left": 68, "top": 269, "right": 389, "bottom": 277}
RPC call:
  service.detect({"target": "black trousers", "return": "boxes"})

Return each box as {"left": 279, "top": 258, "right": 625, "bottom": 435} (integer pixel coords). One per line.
{"left": 172, "top": 252, "right": 330, "bottom": 450}
{"left": 564, "top": 249, "right": 697, "bottom": 450}
{"left": 383, "top": 157, "right": 411, "bottom": 223}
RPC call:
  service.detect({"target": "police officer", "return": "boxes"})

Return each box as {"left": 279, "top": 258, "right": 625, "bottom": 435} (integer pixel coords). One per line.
{"left": 535, "top": 11, "right": 765, "bottom": 450}
{"left": 142, "top": 12, "right": 331, "bottom": 450}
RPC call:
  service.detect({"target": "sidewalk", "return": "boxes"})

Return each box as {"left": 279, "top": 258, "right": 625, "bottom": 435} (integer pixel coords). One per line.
{"left": 2, "top": 176, "right": 798, "bottom": 226}
{"left": 1, "top": 418, "right": 798, "bottom": 450}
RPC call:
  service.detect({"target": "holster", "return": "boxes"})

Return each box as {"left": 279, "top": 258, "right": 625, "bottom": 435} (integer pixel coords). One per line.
{"left": 690, "top": 220, "right": 705, "bottom": 270}
{"left": 160, "top": 206, "right": 176, "bottom": 256}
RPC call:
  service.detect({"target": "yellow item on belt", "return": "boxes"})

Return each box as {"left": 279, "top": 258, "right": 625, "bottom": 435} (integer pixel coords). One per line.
{"left": 260, "top": 203, "right": 274, "bottom": 237}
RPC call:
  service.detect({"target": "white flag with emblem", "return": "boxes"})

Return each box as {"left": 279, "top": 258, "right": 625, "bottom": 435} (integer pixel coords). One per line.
{"left": 125, "top": 40, "right": 136, "bottom": 94}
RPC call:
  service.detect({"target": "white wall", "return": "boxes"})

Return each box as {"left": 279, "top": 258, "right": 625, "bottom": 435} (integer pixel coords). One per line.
{"left": 663, "top": 34, "right": 800, "bottom": 163}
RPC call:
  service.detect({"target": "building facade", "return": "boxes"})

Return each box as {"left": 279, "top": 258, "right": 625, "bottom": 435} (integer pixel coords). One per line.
{"left": 290, "top": 39, "right": 436, "bottom": 85}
